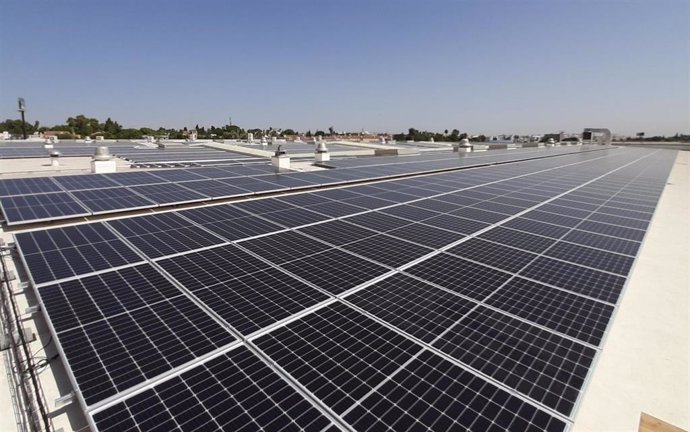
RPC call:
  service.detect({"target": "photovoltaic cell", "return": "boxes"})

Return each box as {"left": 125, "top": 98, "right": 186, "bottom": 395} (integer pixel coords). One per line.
{"left": 544, "top": 242, "right": 634, "bottom": 276}
{"left": 342, "top": 234, "right": 433, "bottom": 268}
{"left": 433, "top": 306, "right": 596, "bottom": 416}
{"left": 254, "top": 302, "right": 424, "bottom": 414}
{"left": 108, "top": 213, "right": 225, "bottom": 258}
{"left": 297, "top": 220, "right": 377, "bottom": 246}
{"left": 479, "top": 227, "right": 557, "bottom": 254}
{"left": 502, "top": 218, "right": 572, "bottom": 239}
{"left": 53, "top": 174, "right": 121, "bottom": 191}
{"left": 93, "top": 346, "right": 339, "bottom": 432}
{"left": 346, "top": 273, "right": 476, "bottom": 343}
{"left": 0, "top": 192, "right": 90, "bottom": 224}
{"left": 71, "top": 188, "right": 157, "bottom": 213}
{"left": 486, "top": 277, "right": 614, "bottom": 346}
{"left": 157, "top": 244, "right": 274, "bottom": 290}
{"left": 576, "top": 220, "right": 646, "bottom": 242}
{"left": 446, "top": 238, "right": 538, "bottom": 273}
{"left": 239, "top": 231, "right": 332, "bottom": 264}
{"left": 255, "top": 207, "right": 331, "bottom": 227}
{"left": 345, "top": 211, "right": 413, "bottom": 232}
{"left": 562, "top": 230, "right": 641, "bottom": 256}
{"left": 129, "top": 183, "right": 208, "bottom": 204}
{"left": 405, "top": 253, "right": 512, "bottom": 301}
{"left": 165, "top": 262, "right": 329, "bottom": 335}
{"left": 15, "top": 223, "right": 142, "bottom": 285}
{"left": 519, "top": 256, "right": 626, "bottom": 303}
{"left": 281, "top": 248, "right": 390, "bottom": 295}
{"left": 41, "top": 264, "right": 236, "bottom": 406}
{"left": 198, "top": 216, "right": 285, "bottom": 241}
{"left": 450, "top": 207, "right": 509, "bottom": 224}
{"left": 0, "top": 177, "right": 63, "bottom": 197}
{"left": 345, "top": 350, "right": 566, "bottom": 432}
{"left": 421, "top": 213, "right": 491, "bottom": 235}
{"left": 387, "top": 223, "right": 465, "bottom": 248}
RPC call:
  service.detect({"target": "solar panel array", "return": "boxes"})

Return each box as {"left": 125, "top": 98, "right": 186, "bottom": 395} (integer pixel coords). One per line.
{"left": 11, "top": 147, "right": 677, "bottom": 432}
{"left": 0, "top": 146, "right": 597, "bottom": 226}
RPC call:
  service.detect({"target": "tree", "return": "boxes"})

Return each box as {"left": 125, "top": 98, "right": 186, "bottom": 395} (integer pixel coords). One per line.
{"left": 66, "top": 115, "right": 101, "bottom": 137}
{"left": 282, "top": 129, "right": 296, "bottom": 136}
{"left": 328, "top": 126, "right": 335, "bottom": 135}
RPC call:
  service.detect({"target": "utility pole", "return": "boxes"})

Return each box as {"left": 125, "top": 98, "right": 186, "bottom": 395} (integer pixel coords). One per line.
{"left": 17, "top": 98, "right": 27, "bottom": 139}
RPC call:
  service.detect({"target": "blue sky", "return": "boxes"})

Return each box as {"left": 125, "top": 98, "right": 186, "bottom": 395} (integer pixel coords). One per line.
{"left": 1, "top": 0, "right": 687, "bottom": 136}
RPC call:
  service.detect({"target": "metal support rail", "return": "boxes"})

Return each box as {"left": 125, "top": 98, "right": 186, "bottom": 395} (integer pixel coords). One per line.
{"left": 0, "top": 248, "right": 52, "bottom": 432}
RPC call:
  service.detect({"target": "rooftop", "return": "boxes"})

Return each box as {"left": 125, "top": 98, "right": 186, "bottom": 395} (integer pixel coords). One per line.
{"left": 0, "top": 142, "right": 687, "bottom": 432}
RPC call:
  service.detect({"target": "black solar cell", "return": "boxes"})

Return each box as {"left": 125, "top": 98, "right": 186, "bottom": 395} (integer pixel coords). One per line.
{"left": 345, "top": 350, "right": 567, "bottom": 432}
{"left": 486, "top": 277, "right": 614, "bottom": 346}
{"left": 93, "top": 346, "right": 339, "bottom": 432}
{"left": 433, "top": 306, "right": 596, "bottom": 416}
{"left": 281, "top": 248, "right": 390, "bottom": 295}
{"left": 479, "top": 227, "right": 557, "bottom": 253}
{"left": 446, "top": 238, "right": 538, "bottom": 273}
{"left": 342, "top": 234, "right": 433, "bottom": 268}
{"left": 405, "top": 253, "right": 512, "bottom": 301}
{"left": 347, "top": 273, "right": 476, "bottom": 343}
{"left": 519, "top": 256, "right": 626, "bottom": 303}
{"left": 255, "top": 302, "right": 424, "bottom": 414}
{"left": 239, "top": 231, "right": 332, "bottom": 264}
{"left": 16, "top": 223, "right": 142, "bottom": 285}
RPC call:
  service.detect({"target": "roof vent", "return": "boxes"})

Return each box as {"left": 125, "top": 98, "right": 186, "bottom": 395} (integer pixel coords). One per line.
{"left": 93, "top": 146, "right": 112, "bottom": 161}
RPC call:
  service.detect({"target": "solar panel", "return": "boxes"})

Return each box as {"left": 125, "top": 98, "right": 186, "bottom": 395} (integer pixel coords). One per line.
{"left": 108, "top": 213, "right": 226, "bottom": 258}
{"left": 409, "top": 198, "right": 463, "bottom": 213}
{"left": 486, "top": 277, "right": 614, "bottom": 346}
{"left": 421, "top": 213, "right": 491, "bottom": 235}
{"left": 346, "top": 273, "right": 476, "bottom": 343}
{"left": 561, "top": 230, "right": 641, "bottom": 256}
{"left": 479, "top": 227, "right": 557, "bottom": 254}
{"left": 281, "top": 248, "right": 391, "bottom": 295}
{"left": 71, "top": 187, "right": 157, "bottom": 213}
{"left": 296, "top": 220, "right": 378, "bottom": 246}
{"left": 239, "top": 231, "right": 332, "bottom": 264}
{"left": 103, "top": 171, "right": 167, "bottom": 186}
{"left": 172, "top": 179, "right": 251, "bottom": 199}
{"left": 345, "top": 211, "right": 413, "bottom": 232}
{"left": 586, "top": 212, "right": 649, "bottom": 230}
{"left": 502, "top": 217, "right": 571, "bottom": 239}
{"left": 446, "top": 238, "right": 538, "bottom": 273}
{"left": 93, "top": 346, "right": 340, "bottom": 432}
{"left": 433, "top": 306, "right": 596, "bottom": 416}
{"left": 544, "top": 241, "right": 634, "bottom": 275}
{"left": 0, "top": 192, "right": 90, "bottom": 225}
{"left": 576, "top": 220, "right": 646, "bottom": 242}
{"left": 254, "top": 302, "right": 424, "bottom": 414}
{"left": 15, "top": 223, "right": 143, "bottom": 285}
{"left": 405, "top": 253, "right": 512, "bottom": 301}
{"left": 306, "top": 200, "right": 368, "bottom": 217}
{"left": 156, "top": 244, "right": 274, "bottom": 290}
{"left": 39, "top": 264, "right": 236, "bottom": 406}
{"left": 254, "top": 207, "right": 332, "bottom": 227}
{"left": 387, "top": 223, "right": 465, "bottom": 248}
{"left": 519, "top": 256, "right": 626, "bottom": 304}
{"left": 450, "top": 207, "right": 509, "bottom": 224}
{"left": 522, "top": 210, "right": 582, "bottom": 227}
{"left": 198, "top": 216, "right": 286, "bottom": 241}
{"left": 341, "top": 234, "right": 433, "bottom": 268}
{"left": 379, "top": 204, "right": 440, "bottom": 221}
{"left": 129, "top": 183, "right": 209, "bottom": 204}
{"left": 0, "top": 177, "right": 63, "bottom": 197}
{"left": 344, "top": 349, "right": 566, "bottom": 432}
{"left": 53, "top": 174, "right": 121, "bottom": 191}
{"left": 149, "top": 169, "right": 207, "bottom": 182}
{"left": 254, "top": 303, "right": 566, "bottom": 432}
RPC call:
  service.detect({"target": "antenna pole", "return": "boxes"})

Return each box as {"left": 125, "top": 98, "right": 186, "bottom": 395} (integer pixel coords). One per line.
{"left": 17, "top": 97, "right": 27, "bottom": 139}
